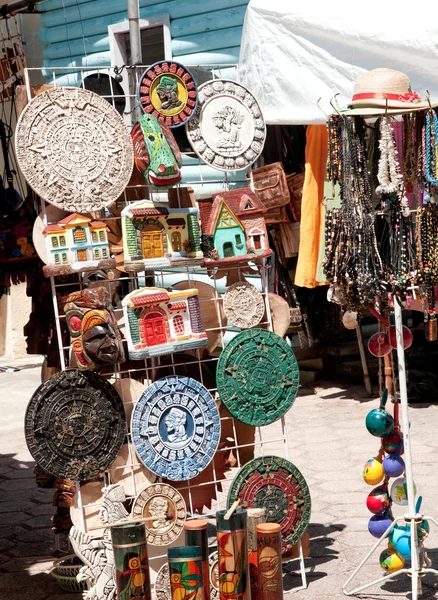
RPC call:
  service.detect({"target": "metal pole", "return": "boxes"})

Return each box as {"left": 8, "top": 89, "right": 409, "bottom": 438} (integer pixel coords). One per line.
{"left": 127, "top": 0, "right": 142, "bottom": 123}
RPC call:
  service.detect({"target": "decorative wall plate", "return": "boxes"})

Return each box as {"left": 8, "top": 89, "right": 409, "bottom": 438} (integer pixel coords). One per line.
{"left": 25, "top": 370, "right": 126, "bottom": 481}
{"left": 227, "top": 455, "right": 311, "bottom": 551}
{"left": 185, "top": 79, "right": 266, "bottom": 172}
{"left": 216, "top": 329, "right": 300, "bottom": 426}
{"left": 155, "top": 563, "right": 171, "bottom": 600}
{"left": 223, "top": 281, "right": 265, "bottom": 329}
{"left": 138, "top": 60, "right": 198, "bottom": 128}
{"left": 15, "top": 87, "right": 134, "bottom": 212}
{"left": 131, "top": 483, "right": 186, "bottom": 546}
{"left": 131, "top": 376, "right": 221, "bottom": 481}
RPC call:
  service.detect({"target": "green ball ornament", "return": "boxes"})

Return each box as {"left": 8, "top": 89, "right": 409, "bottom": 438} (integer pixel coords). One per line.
{"left": 379, "top": 548, "right": 404, "bottom": 573}
{"left": 365, "top": 389, "right": 394, "bottom": 437}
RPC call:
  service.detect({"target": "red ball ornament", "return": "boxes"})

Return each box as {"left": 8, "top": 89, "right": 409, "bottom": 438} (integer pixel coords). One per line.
{"left": 382, "top": 428, "right": 403, "bottom": 454}
{"left": 366, "top": 485, "right": 390, "bottom": 515}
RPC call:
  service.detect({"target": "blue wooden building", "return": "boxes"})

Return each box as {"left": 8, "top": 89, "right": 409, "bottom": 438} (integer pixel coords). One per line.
{"left": 38, "top": 0, "right": 250, "bottom": 192}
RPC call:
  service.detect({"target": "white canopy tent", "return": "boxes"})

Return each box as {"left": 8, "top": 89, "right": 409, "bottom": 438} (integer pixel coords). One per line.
{"left": 239, "top": 0, "right": 438, "bottom": 124}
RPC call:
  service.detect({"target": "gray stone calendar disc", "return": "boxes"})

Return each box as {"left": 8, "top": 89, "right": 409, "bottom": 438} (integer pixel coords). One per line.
{"left": 131, "top": 376, "right": 221, "bottom": 481}
{"left": 15, "top": 87, "right": 134, "bottom": 212}
{"left": 25, "top": 370, "right": 126, "bottom": 481}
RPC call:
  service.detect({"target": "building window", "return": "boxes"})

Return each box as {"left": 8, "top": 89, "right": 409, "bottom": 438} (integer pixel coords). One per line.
{"left": 173, "top": 315, "right": 185, "bottom": 335}
{"left": 253, "top": 235, "right": 261, "bottom": 249}
{"left": 59, "top": 235, "right": 66, "bottom": 246}
{"left": 235, "top": 234, "right": 244, "bottom": 249}
{"left": 61, "top": 252, "right": 68, "bottom": 263}
{"left": 54, "top": 253, "right": 60, "bottom": 264}
{"left": 99, "top": 230, "right": 106, "bottom": 242}
{"left": 94, "top": 248, "right": 101, "bottom": 259}
{"left": 52, "top": 237, "right": 58, "bottom": 248}
{"left": 73, "top": 226, "right": 86, "bottom": 243}
{"left": 92, "top": 231, "right": 98, "bottom": 243}
{"left": 102, "top": 248, "right": 108, "bottom": 258}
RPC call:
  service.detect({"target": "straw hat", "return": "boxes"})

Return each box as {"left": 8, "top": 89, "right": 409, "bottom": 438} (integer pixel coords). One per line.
{"left": 349, "top": 68, "right": 429, "bottom": 109}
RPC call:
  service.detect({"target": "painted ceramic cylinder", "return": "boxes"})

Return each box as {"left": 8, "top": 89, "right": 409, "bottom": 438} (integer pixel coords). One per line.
{"left": 256, "top": 523, "right": 283, "bottom": 600}
{"left": 184, "top": 519, "right": 210, "bottom": 600}
{"left": 111, "top": 523, "right": 151, "bottom": 600}
{"left": 247, "top": 508, "right": 266, "bottom": 600}
{"left": 216, "top": 508, "right": 250, "bottom": 600}
{"left": 167, "top": 545, "right": 205, "bottom": 600}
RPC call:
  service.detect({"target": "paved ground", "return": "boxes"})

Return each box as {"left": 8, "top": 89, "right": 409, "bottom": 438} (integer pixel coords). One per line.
{"left": 1, "top": 364, "right": 438, "bottom": 599}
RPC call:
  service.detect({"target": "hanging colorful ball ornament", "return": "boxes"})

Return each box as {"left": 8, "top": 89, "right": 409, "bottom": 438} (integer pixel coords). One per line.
{"left": 383, "top": 454, "right": 405, "bottom": 479}
{"left": 365, "top": 389, "right": 394, "bottom": 437}
{"left": 390, "top": 477, "right": 416, "bottom": 506}
{"left": 389, "top": 325, "right": 413, "bottom": 350}
{"left": 382, "top": 428, "right": 403, "bottom": 454}
{"left": 394, "top": 530, "right": 416, "bottom": 560}
{"left": 363, "top": 457, "right": 385, "bottom": 486}
{"left": 366, "top": 486, "right": 390, "bottom": 515}
{"left": 368, "top": 513, "right": 394, "bottom": 538}
{"left": 389, "top": 524, "right": 409, "bottom": 549}
{"left": 368, "top": 332, "right": 392, "bottom": 357}
{"left": 379, "top": 548, "right": 405, "bottom": 574}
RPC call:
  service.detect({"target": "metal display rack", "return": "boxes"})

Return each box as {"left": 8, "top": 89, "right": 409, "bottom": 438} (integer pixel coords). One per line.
{"left": 23, "top": 65, "right": 309, "bottom": 594}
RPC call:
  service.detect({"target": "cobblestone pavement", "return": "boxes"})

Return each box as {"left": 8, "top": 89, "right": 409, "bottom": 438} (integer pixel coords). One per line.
{"left": 1, "top": 365, "right": 438, "bottom": 599}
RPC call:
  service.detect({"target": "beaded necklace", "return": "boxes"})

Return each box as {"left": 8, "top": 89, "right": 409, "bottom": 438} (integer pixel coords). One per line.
{"left": 417, "top": 202, "right": 438, "bottom": 339}
{"left": 424, "top": 110, "right": 438, "bottom": 185}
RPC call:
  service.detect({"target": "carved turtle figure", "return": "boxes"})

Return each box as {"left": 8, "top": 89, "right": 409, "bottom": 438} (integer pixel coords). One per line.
{"left": 131, "top": 114, "right": 182, "bottom": 187}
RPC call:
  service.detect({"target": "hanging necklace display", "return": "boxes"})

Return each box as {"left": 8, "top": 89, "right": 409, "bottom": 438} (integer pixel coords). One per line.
{"left": 223, "top": 280, "right": 265, "bottom": 329}
{"left": 25, "top": 370, "right": 126, "bottom": 481}
{"left": 131, "top": 376, "right": 221, "bottom": 481}
{"left": 15, "top": 87, "right": 134, "bottom": 212}
{"left": 227, "top": 455, "right": 311, "bottom": 553}
{"left": 216, "top": 329, "right": 299, "bottom": 426}
{"left": 131, "top": 483, "right": 187, "bottom": 546}
{"left": 417, "top": 202, "right": 438, "bottom": 340}
{"left": 185, "top": 79, "right": 266, "bottom": 171}
{"left": 137, "top": 61, "right": 198, "bottom": 128}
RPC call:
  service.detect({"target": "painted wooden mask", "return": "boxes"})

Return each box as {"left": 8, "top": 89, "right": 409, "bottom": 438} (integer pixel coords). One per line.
{"left": 64, "top": 286, "right": 125, "bottom": 370}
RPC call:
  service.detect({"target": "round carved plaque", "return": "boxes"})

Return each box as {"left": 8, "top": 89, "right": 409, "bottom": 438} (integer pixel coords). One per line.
{"left": 223, "top": 281, "right": 265, "bottom": 329}
{"left": 185, "top": 79, "right": 266, "bottom": 172}
{"left": 227, "top": 455, "right": 311, "bottom": 550}
{"left": 131, "top": 376, "right": 221, "bottom": 481}
{"left": 155, "top": 563, "right": 171, "bottom": 600}
{"left": 25, "top": 370, "right": 126, "bottom": 481}
{"left": 15, "top": 87, "right": 134, "bottom": 212}
{"left": 216, "top": 329, "right": 300, "bottom": 426}
{"left": 209, "top": 551, "right": 219, "bottom": 600}
{"left": 138, "top": 60, "right": 198, "bottom": 128}
{"left": 131, "top": 483, "right": 186, "bottom": 546}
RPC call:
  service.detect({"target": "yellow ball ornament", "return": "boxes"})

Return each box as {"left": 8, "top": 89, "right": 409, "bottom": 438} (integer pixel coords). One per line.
{"left": 379, "top": 548, "right": 405, "bottom": 574}
{"left": 363, "top": 457, "right": 384, "bottom": 486}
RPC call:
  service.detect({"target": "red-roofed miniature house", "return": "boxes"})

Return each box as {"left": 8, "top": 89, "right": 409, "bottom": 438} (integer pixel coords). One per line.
{"left": 198, "top": 188, "right": 271, "bottom": 265}
{"left": 41, "top": 213, "right": 115, "bottom": 276}
{"left": 122, "top": 287, "right": 207, "bottom": 359}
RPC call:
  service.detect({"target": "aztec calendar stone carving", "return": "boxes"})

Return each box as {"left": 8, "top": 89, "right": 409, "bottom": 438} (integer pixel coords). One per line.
{"left": 223, "top": 281, "right": 265, "bottom": 329}
{"left": 227, "top": 455, "right": 311, "bottom": 551}
{"left": 185, "top": 79, "right": 266, "bottom": 172}
{"left": 216, "top": 329, "right": 300, "bottom": 426}
{"left": 15, "top": 87, "right": 134, "bottom": 212}
{"left": 25, "top": 370, "right": 126, "bottom": 481}
{"left": 131, "top": 376, "right": 221, "bottom": 481}
{"left": 209, "top": 551, "right": 219, "bottom": 600}
{"left": 155, "top": 563, "right": 171, "bottom": 600}
{"left": 131, "top": 483, "right": 187, "bottom": 546}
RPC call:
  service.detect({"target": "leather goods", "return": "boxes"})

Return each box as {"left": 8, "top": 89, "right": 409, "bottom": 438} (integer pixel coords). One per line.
{"left": 286, "top": 172, "right": 305, "bottom": 222}
{"left": 252, "top": 162, "right": 290, "bottom": 209}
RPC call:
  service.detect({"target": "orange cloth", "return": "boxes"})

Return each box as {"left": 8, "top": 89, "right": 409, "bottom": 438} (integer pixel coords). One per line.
{"left": 294, "top": 125, "right": 328, "bottom": 288}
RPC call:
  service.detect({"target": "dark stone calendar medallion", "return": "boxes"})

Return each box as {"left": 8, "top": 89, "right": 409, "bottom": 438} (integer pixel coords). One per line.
{"left": 227, "top": 456, "right": 311, "bottom": 552}
{"left": 131, "top": 376, "right": 221, "bottom": 481}
{"left": 15, "top": 87, "right": 134, "bottom": 212}
{"left": 216, "top": 329, "right": 299, "bottom": 426}
{"left": 131, "top": 483, "right": 186, "bottom": 546}
{"left": 25, "top": 370, "right": 126, "bottom": 481}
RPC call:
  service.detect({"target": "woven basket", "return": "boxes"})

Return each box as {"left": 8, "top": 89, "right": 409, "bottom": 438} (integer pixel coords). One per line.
{"left": 51, "top": 554, "right": 86, "bottom": 593}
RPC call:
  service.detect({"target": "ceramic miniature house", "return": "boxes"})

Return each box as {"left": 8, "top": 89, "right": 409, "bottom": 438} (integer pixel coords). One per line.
{"left": 198, "top": 188, "right": 271, "bottom": 265}
{"left": 42, "top": 213, "right": 115, "bottom": 276}
{"left": 121, "top": 199, "right": 203, "bottom": 271}
{"left": 122, "top": 287, "right": 208, "bottom": 359}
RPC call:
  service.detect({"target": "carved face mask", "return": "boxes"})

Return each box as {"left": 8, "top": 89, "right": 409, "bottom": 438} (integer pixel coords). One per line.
{"left": 64, "top": 287, "right": 125, "bottom": 370}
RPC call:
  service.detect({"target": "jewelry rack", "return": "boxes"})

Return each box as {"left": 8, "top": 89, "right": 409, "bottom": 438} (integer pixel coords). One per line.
{"left": 327, "top": 106, "right": 438, "bottom": 600}
{"left": 23, "top": 65, "right": 309, "bottom": 595}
